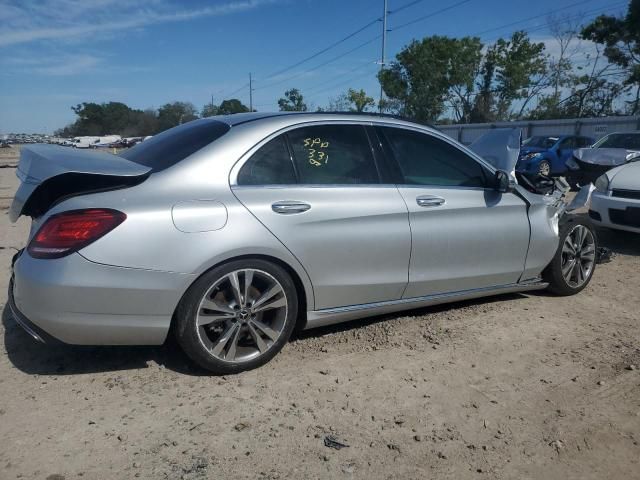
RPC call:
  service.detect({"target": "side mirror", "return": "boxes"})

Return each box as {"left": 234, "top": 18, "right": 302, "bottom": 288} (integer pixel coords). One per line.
{"left": 494, "top": 170, "right": 515, "bottom": 193}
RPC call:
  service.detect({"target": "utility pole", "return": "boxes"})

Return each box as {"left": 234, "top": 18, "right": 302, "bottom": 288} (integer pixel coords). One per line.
{"left": 379, "top": 0, "right": 388, "bottom": 113}
{"left": 249, "top": 73, "right": 254, "bottom": 112}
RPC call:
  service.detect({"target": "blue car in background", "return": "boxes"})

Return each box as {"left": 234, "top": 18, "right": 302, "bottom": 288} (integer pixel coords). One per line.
{"left": 516, "top": 135, "right": 594, "bottom": 177}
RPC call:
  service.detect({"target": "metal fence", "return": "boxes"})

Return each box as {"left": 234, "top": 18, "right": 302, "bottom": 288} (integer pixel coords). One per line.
{"left": 437, "top": 116, "right": 640, "bottom": 145}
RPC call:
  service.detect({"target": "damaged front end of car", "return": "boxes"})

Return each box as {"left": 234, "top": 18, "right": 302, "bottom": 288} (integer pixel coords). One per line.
{"left": 469, "top": 128, "right": 610, "bottom": 264}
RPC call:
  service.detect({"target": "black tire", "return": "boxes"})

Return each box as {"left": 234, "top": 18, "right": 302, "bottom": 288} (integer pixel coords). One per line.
{"left": 543, "top": 215, "right": 598, "bottom": 296}
{"left": 175, "top": 259, "right": 298, "bottom": 374}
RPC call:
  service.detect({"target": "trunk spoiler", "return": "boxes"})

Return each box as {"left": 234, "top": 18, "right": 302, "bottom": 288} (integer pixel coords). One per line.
{"left": 10, "top": 144, "right": 151, "bottom": 222}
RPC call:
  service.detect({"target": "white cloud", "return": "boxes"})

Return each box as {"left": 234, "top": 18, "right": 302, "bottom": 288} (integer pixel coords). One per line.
{"left": 531, "top": 35, "right": 599, "bottom": 66}
{"left": 1, "top": 53, "right": 103, "bottom": 75}
{"left": 0, "top": 0, "right": 279, "bottom": 47}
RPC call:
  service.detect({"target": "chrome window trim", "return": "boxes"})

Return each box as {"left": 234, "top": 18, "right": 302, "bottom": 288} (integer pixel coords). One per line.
{"left": 231, "top": 183, "right": 400, "bottom": 190}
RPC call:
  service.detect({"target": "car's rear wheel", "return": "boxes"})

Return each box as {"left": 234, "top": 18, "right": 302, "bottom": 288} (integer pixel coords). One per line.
{"left": 538, "top": 160, "right": 551, "bottom": 176}
{"left": 543, "top": 216, "right": 597, "bottom": 296}
{"left": 175, "top": 259, "right": 298, "bottom": 374}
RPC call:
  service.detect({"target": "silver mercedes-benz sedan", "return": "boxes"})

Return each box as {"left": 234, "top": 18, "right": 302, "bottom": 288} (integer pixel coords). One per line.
{"left": 8, "top": 113, "right": 598, "bottom": 373}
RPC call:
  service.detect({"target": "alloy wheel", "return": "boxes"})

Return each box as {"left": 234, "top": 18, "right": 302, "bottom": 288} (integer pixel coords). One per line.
{"left": 561, "top": 224, "right": 595, "bottom": 288}
{"left": 195, "top": 269, "right": 288, "bottom": 363}
{"left": 539, "top": 161, "right": 551, "bottom": 176}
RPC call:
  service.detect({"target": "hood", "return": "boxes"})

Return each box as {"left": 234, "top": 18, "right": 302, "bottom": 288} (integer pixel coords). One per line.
{"left": 573, "top": 147, "right": 640, "bottom": 167}
{"left": 607, "top": 161, "right": 640, "bottom": 190}
{"left": 469, "top": 128, "right": 521, "bottom": 173}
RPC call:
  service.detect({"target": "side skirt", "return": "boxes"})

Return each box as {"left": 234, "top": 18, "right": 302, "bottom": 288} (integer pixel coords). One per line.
{"left": 304, "top": 280, "right": 547, "bottom": 330}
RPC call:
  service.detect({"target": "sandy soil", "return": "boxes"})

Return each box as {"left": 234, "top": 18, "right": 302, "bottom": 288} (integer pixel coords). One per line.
{"left": 0, "top": 147, "right": 638, "bottom": 480}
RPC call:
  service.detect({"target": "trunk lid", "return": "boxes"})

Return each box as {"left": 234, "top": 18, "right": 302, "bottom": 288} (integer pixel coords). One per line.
{"left": 10, "top": 144, "right": 150, "bottom": 222}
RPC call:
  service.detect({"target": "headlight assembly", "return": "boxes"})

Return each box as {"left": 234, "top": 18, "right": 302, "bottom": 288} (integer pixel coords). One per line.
{"left": 523, "top": 153, "right": 541, "bottom": 161}
{"left": 594, "top": 174, "right": 609, "bottom": 193}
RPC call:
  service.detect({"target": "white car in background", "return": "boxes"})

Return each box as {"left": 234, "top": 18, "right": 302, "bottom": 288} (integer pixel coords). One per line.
{"left": 70, "top": 136, "right": 100, "bottom": 148}
{"left": 589, "top": 161, "right": 640, "bottom": 234}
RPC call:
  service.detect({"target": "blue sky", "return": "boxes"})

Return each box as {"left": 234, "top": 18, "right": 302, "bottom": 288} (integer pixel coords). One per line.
{"left": 0, "top": 0, "right": 628, "bottom": 133}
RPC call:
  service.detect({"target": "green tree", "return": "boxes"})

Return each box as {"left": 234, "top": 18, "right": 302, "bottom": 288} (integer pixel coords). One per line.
{"left": 492, "top": 31, "right": 548, "bottom": 119}
{"left": 67, "top": 101, "right": 143, "bottom": 135}
{"left": 379, "top": 36, "right": 483, "bottom": 123}
{"left": 581, "top": 0, "right": 640, "bottom": 114}
{"left": 527, "top": 15, "right": 581, "bottom": 120}
{"left": 70, "top": 102, "right": 105, "bottom": 135}
{"left": 201, "top": 103, "right": 219, "bottom": 117}
{"left": 326, "top": 93, "right": 350, "bottom": 111}
{"left": 126, "top": 108, "right": 158, "bottom": 136}
{"left": 157, "top": 102, "right": 198, "bottom": 132}
{"left": 277, "top": 88, "right": 308, "bottom": 111}
{"left": 217, "top": 99, "right": 250, "bottom": 115}
{"left": 347, "top": 88, "right": 375, "bottom": 112}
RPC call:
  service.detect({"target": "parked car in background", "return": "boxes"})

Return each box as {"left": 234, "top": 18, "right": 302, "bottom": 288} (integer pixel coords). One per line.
{"left": 8, "top": 113, "right": 597, "bottom": 374}
{"left": 122, "top": 137, "right": 144, "bottom": 148}
{"left": 69, "top": 136, "right": 100, "bottom": 148}
{"left": 566, "top": 131, "right": 640, "bottom": 187}
{"left": 89, "top": 135, "right": 122, "bottom": 148}
{"left": 516, "top": 135, "right": 594, "bottom": 177}
{"left": 589, "top": 160, "right": 640, "bottom": 234}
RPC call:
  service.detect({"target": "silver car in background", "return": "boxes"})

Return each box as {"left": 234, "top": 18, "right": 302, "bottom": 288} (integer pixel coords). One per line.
{"left": 589, "top": 160, "right": 640, "bottom": 233}
{"left": 8, "top": 113, "right": 598, "bottom": 373}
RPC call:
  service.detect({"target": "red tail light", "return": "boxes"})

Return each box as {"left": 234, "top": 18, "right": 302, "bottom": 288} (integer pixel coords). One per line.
{"left": 28, "top": 209, "right": 126, "bottom": 259}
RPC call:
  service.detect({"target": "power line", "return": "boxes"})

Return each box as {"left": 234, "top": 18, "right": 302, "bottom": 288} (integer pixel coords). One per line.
{"left": 262, "top": 18, "right": 381, "bottom": 81}
{"left": 307, "top": 69, "right": 380, "bottom": 103}
{"left": 480, "top": 2, "right": 627, "bottom": 41}
{"left": 254, "top": 34, "right": 381, "bottom": 91}
{"left": 305, "top": 61, "right": 378, "bottom": 96}
{"left": 391, "top": 0, "right": 474, "bottom": 31}
{"left": 257, "top": 0, "right": 439, "bottom": 89}
{"left": 389, "top": 0, "right": 429, "bottom": 15}
{"left": 222, "top": 82, "right": 249, "bottom": 99}
{"left": 222, "top": 0, "right": 623, "bottom": 108}
{"left": 471, "top": 0, "right": 595, "bottom": 37}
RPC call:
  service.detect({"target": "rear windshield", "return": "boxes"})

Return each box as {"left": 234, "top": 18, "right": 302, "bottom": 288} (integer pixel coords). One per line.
{"left": 593, "top": 133, "right": 640, "bottom": 150}
{"left": 120, "top": 120, "right": 230, "bottom": 171}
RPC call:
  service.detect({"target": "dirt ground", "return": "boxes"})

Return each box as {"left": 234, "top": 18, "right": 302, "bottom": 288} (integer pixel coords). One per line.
{"left": 0, "top": 145, "right": 639, "bottom": 480}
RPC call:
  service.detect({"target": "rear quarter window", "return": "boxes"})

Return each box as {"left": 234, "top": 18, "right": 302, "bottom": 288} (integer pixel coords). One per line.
{"left": 120, "top": 120, "right": 230, "bottom": 171}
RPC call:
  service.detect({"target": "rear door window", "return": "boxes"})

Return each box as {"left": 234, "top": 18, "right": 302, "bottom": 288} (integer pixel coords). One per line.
{"left": 287, "top": 125, "right": 379, "bottom": 185}
{"left": 120, "top": 120, "right": 230, "bottom": 171}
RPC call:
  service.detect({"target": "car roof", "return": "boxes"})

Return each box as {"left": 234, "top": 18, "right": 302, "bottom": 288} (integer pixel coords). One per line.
{"left": 208, "top": 111, "right": 436, "bottom": 130}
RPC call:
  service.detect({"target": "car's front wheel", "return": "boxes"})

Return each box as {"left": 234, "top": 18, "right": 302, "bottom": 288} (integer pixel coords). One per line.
{"left": 543, "top": 216, "right": 597, "bottom": 296}
{"left": 538, "top": 160, "right": 551, "bottom": 176}
{"left": 175, "top": 259, "right": 298, "bottom": 374}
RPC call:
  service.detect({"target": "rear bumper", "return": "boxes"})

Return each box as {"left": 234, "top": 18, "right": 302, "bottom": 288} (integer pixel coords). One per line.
{"left": 8, "top": 279, "right": 60, "bottom": 344}
{"left": 589, "top": 191, "right": 640, "bottom": 234}
{"left": 10, "top": 251, "right": 195, "bottom": 345}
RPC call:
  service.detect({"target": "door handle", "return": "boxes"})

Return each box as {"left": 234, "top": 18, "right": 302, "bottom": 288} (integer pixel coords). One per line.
{"left": 271, "top": 201, "right": 311, "bottom": 214}
{"left": 416, "top": 195, "right": 445, "bottom": 207}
